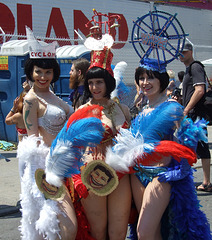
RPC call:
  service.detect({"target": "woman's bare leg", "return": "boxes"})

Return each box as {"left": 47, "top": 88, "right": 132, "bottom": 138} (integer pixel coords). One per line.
{"left": 137, "top": 177, "right": 171, "bottom": 240}
{"left": 108, "top": 175, "right": 132, "bottom": 240}
{"left": 57, "top": 188, "right": 78, "bottom": 240}
{"left": 81, "top": 193, "right": 107, "bottom": 240}
{"left": 130, "top": 174, "right": 145, "bottom": 213}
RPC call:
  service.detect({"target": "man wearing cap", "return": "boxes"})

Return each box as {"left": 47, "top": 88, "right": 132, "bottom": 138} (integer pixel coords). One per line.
{"left": 180, "top": 42, "right": 212, "bottom": 192}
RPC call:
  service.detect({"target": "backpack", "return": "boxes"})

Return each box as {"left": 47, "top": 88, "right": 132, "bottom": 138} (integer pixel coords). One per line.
{"left": 188, "top": 61, "right": 212, "bottom": 124}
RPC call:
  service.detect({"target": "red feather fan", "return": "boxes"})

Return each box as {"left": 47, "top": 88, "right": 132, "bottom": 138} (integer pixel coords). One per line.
{"left": 136, "top": 140, "right": 197, "bottom": 167}
{"left": 66, "top": 105, "right": 103, "bottom": 129}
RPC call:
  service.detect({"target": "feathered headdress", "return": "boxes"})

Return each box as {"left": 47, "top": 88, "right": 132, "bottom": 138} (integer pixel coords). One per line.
{"left": 130, "top": 8, "right": 188, "bottom": 73}
{"left": 111, "top": 61, "right": 130, "bottom": 102}
{"left": 84, "top": 9, "right": 121, "bottom": 77}
{"left": 139, "top": 58, "right": 167, "bottom": 73}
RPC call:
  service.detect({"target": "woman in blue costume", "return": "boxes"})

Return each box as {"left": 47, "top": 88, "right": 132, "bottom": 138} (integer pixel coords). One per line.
{"left": 106, "top": 58, "right": 211, "bottom": 240}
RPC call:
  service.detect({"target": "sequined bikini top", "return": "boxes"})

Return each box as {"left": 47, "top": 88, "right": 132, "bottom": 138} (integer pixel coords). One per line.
{"left": 33, "top": 92, "right": 67, "bottom": 136}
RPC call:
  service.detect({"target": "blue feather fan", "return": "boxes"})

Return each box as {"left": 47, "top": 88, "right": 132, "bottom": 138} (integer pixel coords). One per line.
{"left": 177, "top": 117, "right": 208, "bottom": 150}
{"left": 46, "top": 114, "right": 105, "bottom": 187}
{"left": 117, "top": 80, "right": 130, "bottom": 103}
{"left": 131, "top": 101, "right": 184, "bottom": 143}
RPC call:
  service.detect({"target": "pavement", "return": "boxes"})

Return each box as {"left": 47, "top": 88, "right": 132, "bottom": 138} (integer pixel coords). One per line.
{"left": 0, "top": 126, "right": 212, "bottom": 218}
{"left": 0, "top": 148, "right": 20, "bottom": 217}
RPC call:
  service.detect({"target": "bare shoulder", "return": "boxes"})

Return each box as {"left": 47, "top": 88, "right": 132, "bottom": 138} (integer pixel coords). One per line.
{"left": 24, "top": 90, "right": 37, "bottom": 103}
{"left": 23, "top": 91, "right": 39, "bottom": 111}
{"left": 118, "top": 103, "right": 131, "bottom": 123}
{"left": 119, "top": 103, "right": 129, "bottom": 112}
{"left": 77, "top": 102, "right": 90, "bottom": 110}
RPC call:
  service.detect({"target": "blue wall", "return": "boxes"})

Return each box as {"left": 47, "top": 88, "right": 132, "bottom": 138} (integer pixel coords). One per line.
{"left": 0, "top": 55, "right": 28, "bottom": 142}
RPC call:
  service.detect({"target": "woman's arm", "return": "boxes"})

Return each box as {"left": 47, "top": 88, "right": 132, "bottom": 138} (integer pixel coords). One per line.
{"left": 5, "top": 96, "right": 20, "bottom": 125}
{"left": 119, "top": 103, "right": 131, "bottom": 124}
{"left": 5, "top": 112, "right": 22, "bottom": 125}
{"left": 23, "top": 93, "right": 39, "bottom": 136}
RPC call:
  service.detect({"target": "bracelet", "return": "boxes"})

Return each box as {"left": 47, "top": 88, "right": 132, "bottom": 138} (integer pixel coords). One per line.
{"left": 10, "top": 109, "right": 15, "bottom": 113}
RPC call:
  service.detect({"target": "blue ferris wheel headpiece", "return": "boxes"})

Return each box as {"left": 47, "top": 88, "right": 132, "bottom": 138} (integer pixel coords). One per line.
{"left": 140, "top": 58, "right": 167, "bottom": 73}
{"left": 131, "top": 7, "right": 188, "bottom": 72}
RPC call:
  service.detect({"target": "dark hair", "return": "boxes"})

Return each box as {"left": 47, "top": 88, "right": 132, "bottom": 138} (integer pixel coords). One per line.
{"left": 84, "top": 67, "right": 116, "bottom": 99}
{"left": 172, "top": 87, "right": 181, "bottom": 98}
{"left": 24, "top": 58, "right": 60, "bottom": 83}
{"left": 72, "top": 58, "right": 90, "bottom": 81}
{"left": 178, "top": 71, "right": 185, "bottom": 82}
{"left": 17, "top": 91, "right": 27, "bottom": 113}
{"left": 135, "top": 67, "right": 169, "bottom": 93}
{"left": 94, "top": 165, "right": 113, "bottom": 182}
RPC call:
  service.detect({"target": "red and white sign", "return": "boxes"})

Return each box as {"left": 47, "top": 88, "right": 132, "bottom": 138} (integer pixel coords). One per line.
{"left": 0, "top": 0, "right": 212, "bottom": 80}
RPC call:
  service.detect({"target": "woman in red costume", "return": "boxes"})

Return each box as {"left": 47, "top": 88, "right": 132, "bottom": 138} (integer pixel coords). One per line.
{"left": 68, "top": 45, "right": 132, "bottom": 240}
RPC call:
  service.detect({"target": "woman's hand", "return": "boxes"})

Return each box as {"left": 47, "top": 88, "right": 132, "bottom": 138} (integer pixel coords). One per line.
{"left": 158, "top": 158, "right": 191, "bottom": 182}
{"left": 12, "top": 97, "right": 20, "bottom": 113}
{"left": 22, "top": 81, "right": 31, "bottom": 92}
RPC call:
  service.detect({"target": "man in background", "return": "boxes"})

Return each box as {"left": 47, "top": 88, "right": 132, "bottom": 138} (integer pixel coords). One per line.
{"left": 69, "top": 58, "right": 90, "bottom": 110}
{"left": 180, "top": 42, "right": 211, "bottom": 192}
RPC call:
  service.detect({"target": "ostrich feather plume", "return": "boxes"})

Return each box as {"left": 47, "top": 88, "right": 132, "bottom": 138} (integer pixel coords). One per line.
{"left": 106, "top": 101, "right": 184, "bottom": 172}
{"left": 106, "top": 128, "right": 154, "bottom": 172}
{"left": 111, "top": 61, "right": 130, "bottom": 101}
{"left": 45, "top": 105, "right": 105, "bottom": 187}
{"left": 131, "top": 101, "right": 184, "bottom": 143}
{"left": 177, "top": 117, "right": 208, "bottom": 150}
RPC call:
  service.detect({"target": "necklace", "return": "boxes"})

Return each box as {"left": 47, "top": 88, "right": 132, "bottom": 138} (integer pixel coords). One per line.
{"left": 102, "top": 102, "right": 115, "bottom": 114}
{"left": 90, "top": 100, "right": 117, "bottom": 130}
{"left": 103, "top": 102, "right": 117, "bottom": 132}
{"left": 146, "top": 94, "right": 168, "bottom": 109}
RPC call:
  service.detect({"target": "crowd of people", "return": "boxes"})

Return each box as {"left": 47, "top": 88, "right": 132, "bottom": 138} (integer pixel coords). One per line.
{"left": 4, "top": 20, "right": 212, "bottom": 240}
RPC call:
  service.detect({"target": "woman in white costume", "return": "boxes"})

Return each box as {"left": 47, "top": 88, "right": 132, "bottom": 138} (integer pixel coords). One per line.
{"left": 17, "top": 27, "right": 77, "bottom": 240}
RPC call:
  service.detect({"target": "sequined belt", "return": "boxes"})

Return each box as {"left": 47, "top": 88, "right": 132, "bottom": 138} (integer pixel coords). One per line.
{"left": 133, "top": 165, "right": 168, "bottom": 187}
